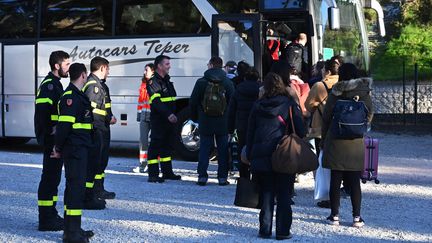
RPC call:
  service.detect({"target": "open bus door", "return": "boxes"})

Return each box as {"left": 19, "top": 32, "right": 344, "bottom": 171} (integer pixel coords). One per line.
{"left": 211, "top": 14, "right": 263, "bottom": 78}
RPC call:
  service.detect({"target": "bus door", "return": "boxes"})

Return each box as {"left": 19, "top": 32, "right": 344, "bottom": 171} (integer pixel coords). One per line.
{"left": 211, "top": 14, "right": 263, "bottom": 76}
{"left": 2, "top": 44, "right": 36, "bottom": 137}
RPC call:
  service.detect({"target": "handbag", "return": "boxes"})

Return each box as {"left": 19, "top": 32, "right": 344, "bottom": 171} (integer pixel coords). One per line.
{"left": 234, "top": 177, "right": 260, "bottom": 209}
{"left": 272, "top": 107, "right": 319, "bottom": 174}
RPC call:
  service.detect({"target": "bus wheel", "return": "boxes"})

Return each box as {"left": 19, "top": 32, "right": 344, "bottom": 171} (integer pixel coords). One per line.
{"left": 174, "top": 107, "right": 199, "bottom": 161}
{"left": 0, "top": 137, "right": 31, "bottom": 146}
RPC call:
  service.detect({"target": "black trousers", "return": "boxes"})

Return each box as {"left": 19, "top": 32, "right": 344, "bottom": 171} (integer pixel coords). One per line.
{"left": 85, "top": 129, "right": 102, "bottom": 195}
{"left": 254, "top": 172, "right": 295, "bottom": 237}
{"left": 38, "top": 142, "right": 63, "bottom": 216}
{"left": 147, "top": 122, "right": 175, "bottom": 177}
{"left": 330, "top": 170, "right": 362, "bottom": 217}
{"left": 63, "top": 144, "right": 88, "bottom": 231}
{"left": 96, "top": 129, "right": 110, "bottom": 183}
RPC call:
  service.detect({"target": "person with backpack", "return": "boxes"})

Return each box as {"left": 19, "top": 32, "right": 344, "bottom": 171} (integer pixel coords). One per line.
{"left": 246, "top": 72, "right": 305, "bottom": 240}
{"left": 321, "top": 63, "right": 373, "bottom": 227}
{"left": 305, "top": 58, "right": 340, "bottom": 208}
{"left": 189, "top": 57, "right": 234, "bottom": 186}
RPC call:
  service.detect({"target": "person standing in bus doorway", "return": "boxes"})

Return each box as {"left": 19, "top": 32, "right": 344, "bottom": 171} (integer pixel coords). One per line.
{"left": 51, "top": 63, "right": 94, "bottom": 243}
{"left": 98, "top": 63, "right": 117, "bottom": 201}
{"left": 190, "top": 57, "right": 234, "bottom": 186}
{"left": 134, "top": 63, "right": 154, "bottom": 173}
{"left": 283, "top": 33, "right": 308, "bottom": 78}
{"left": 34, "top": 50, "right": 70, "bottom": 231}
{"left": 146, "top": 55, "right": 181, "bottom": 183}
{"left": 81, "top": 57, "right": 111, "bottom": 210}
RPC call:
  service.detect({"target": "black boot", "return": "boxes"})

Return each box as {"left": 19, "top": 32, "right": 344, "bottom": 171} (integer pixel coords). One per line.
{"left": 161, "top": 162, "right": 181, "bottom": 180}
{"left": 83, "top": 190, "right": 106, "bottom": 210}
{"left": 38, "top": 206, "right": 64, "bottom": 231}
{"left": 63, "top": 215, "right": 90, "bottom": 243}
{"left": 147, "top": 164, "right": 164, "bottom": 183}
{"left": 95, "top": 178, "right": 115, "bottom": 200}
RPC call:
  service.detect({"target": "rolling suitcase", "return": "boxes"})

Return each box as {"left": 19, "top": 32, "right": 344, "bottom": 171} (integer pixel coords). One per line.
{"left": 362, "top": 136, "right": 380, "bottom": 184}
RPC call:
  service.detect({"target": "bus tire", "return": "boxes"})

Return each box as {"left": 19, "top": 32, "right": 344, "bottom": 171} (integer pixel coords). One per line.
{"left": 174, "top": 107, "right": 200, "bottom": 161}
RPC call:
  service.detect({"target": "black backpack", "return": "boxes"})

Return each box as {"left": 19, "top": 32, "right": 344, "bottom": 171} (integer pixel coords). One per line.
{"left": 330, "top": 96, "right": 369, "bottom": 139}
{"left": 201, "top": 79, "right": 227, "bottom": 116}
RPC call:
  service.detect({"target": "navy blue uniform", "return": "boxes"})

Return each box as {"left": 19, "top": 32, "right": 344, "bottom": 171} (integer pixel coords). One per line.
{"left": 146, "top": 72, "right": 178, "bottom": 179}
{"left": 82, "top": 74, "right": 107, "bottom": 197}
{"left": 55, "top": 83, "right": 93, "bottom": 237}
{"left": 34, "top": 72, "right": 64, "bottom": 228}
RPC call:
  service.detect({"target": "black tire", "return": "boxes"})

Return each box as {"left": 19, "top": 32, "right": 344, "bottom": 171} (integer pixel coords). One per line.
{"left": 361, "top": 179, "right": 366, "bottom": 184}
{"left": 174, "top": 107, "right": 199, "bottom": 161}
{"left": 0, "top": 137, "right": 31, "bottom": 146}
{"left": 374, "top": 179, "right": 380, "bottom": 184}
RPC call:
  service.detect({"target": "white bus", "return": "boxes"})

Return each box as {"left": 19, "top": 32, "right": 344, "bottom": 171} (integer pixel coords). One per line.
{"left": 0, "top": 0, "right": 384, "bottom": 160}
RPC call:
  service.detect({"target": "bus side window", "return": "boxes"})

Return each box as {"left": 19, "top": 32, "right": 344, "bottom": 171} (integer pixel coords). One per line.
{"left": 40, "top": 0, "right": 113, "bottom": 38}
{"left": 0, "top": 1, "right": 37, "bottom": 39}
{"left": 115, "top": 0, "right": 210, "bottom": 36}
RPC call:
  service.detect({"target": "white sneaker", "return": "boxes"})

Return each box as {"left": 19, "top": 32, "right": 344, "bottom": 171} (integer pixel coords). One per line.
{"left": 326, "top": 215, "right": 340, "bottom": 226}
{"left": 353, "top": 216, "right": 365, "bottom": 228}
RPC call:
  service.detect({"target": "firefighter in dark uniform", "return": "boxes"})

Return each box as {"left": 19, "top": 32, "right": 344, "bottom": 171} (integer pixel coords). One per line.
{"left": 146, "top": 55, "right": 181, "bottom": 183}
{"left": 51, "top": 63, "right": 94, "bottom": 242}
{"left": 81, "top": 57, "right": 114, "bottom": 208}
{"left": 98, "top": 77, "right": 117, "bottom": 199}
{"left": 34, "top": 51, "right": 70, "bottom": 231}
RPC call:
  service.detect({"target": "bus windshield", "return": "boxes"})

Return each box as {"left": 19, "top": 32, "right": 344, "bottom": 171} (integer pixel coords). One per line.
{"left": 313, "top": 0, "right": 365, "bottom": 71}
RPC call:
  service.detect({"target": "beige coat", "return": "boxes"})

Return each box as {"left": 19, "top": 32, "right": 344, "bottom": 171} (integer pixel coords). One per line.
{"left": 305, "top": 75, "right": 339, "bottom": 138}
{"left": 322, "top": 78, "right": 374, "bottom": 171}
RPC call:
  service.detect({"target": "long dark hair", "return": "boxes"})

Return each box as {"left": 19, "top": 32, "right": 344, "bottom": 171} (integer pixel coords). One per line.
{"left": 338, "top": 63, "right": 358, "bottom": 81}
{"left": 262, "top": 72, "right": 289, "bottom": 98}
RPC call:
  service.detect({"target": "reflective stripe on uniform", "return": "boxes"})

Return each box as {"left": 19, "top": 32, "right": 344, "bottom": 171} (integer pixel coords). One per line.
{"left": 63, "top": 90, "right": 72, "bottom": 96}
{"left": 160, "top": 157, "right": 171, "bottom": 162}
{"left": 38, "top": 200, "right": 54, "bottom": 206}
{"left": 91, "top": 102, "right": 98, "bottom": 108}
{"left": 102, "top": 173, "right": 105, "bottom": 178}
{"left": 58, "top": 115, "right": 76, "bottom": 123}
{"left": 86, "top": 182, "right": 94, "bottom": 188}
{"left": 160, "top": 97, "right": 176, "bottom": 103}
{"left": 94, "top": 174, "right": 103, "bottom": 180}
{"left": 149, "top": 93, "right": 161, "bottom": 104}
{"left": 66, "top": 209, "right": 82, "bottom": 216}
{"left": 35, "top": 98, "right": 53, "bottom": 105}
{"left": 93, "top": 108, "right": 107, "bottom": 116}
{"left": 40, "top": 78, "right": 52, "bottom": 86}
{"left": 82, "top": 80, "right": 97, "bottom": 91}
{"left": 53, "top": 196, "right": 58, "bottom": 202}
{"left": 72, "top": 123, "right": 92, "bottom": 130}
{"left": 147, "top": 159, "right": 159, "bottom": 165}
{"left": 105, "top": 103, "right": 111, "bottom": 108}
{"left": 51, "top": 115, "right": 59, "bottom": 121}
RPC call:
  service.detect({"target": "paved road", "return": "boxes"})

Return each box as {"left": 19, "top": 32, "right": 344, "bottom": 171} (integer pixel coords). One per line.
{"left": 0, "top": 133, "right": 431, "bottom": 242}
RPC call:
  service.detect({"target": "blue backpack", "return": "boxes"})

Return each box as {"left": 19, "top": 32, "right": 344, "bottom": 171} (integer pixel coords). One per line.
{"left": 330, "top": 96, "right": 368, "bottom": 139}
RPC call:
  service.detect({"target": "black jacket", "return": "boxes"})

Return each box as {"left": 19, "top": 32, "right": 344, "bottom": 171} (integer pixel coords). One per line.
{"left": 246, "top": 95, "right": 305, "bottom": 173}
{"left": 34, "top": 72, "right": 64, "bottom": 146}
{"left": 189, "top": 68, "right": 234, "bottom": 136}
{"left": 147, "top": 72, "right": 176, "bottom": 123}
{"left": 101, "top": 79, "right": 113, "bottom": 126}
{"left": 83, "top": 73, "right": 107, "bottom": 131}
{"left": 55, "top": 83, "right": 94, "bottom": 152}
{"left": 227, "top": 79, "right": 260, "bottom": 134}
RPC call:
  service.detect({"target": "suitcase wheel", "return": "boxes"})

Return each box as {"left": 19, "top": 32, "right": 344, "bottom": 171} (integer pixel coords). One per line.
{"left": 361, "top": 179, "right": 367, "bottom": 184}
{"left": 374, "top": 179, "right": 380, "bottom": 184}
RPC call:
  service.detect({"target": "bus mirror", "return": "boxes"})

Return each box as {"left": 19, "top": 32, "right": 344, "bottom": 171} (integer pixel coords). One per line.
{"left": 328, "top": 7, "right": 340, "bottom": 30}
{"left": 364, "top": 0, "right": 386, "bottom": 37}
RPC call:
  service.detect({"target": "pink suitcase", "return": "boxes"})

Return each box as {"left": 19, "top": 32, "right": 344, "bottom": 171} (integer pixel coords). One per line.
{"left": 362, "top": 137, "right": 380, "bottom": 184}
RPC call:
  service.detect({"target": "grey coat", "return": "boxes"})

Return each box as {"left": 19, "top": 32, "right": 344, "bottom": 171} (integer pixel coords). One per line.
{"left": 321, "top": 78, "right": 374, "bottom": 171}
